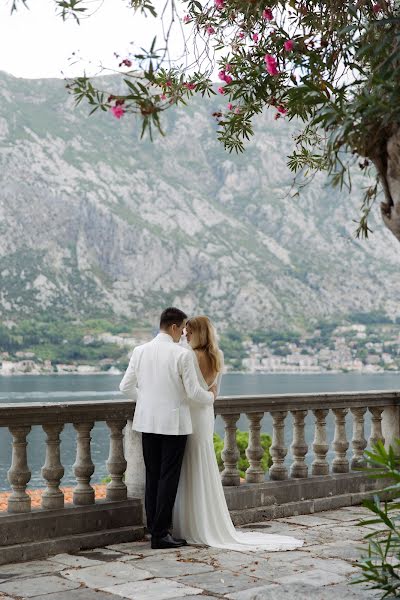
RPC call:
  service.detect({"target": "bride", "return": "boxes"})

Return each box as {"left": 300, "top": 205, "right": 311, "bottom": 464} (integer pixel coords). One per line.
{"left": 172, "top": 315, "right": 303, "bottom": 552}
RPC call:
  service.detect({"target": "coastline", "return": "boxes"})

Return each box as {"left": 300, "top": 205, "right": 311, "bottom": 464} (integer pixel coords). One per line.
{"left": 1, "top": 368, "right": 399, "bottom": 377}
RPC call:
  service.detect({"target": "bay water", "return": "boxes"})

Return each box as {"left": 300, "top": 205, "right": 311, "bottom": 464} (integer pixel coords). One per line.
{"left": 0, "top": 372, "right": 398, "bottom": 491}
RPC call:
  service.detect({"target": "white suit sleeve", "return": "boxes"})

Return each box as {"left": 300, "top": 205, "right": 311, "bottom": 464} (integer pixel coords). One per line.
{"left": 119, "top": 349, "right": 138, "bottom": 400}
{"left": 179, "top": 351, "right": 214, "bottom": 406}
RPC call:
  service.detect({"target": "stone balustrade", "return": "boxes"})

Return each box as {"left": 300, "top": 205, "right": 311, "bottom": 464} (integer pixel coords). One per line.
{"left": 0, "top": 400, "right": 133, "bottom": 513}
{"left": 1, "top": 391, "right": 399, "bottom": 511}
{"left": 214, "top": 391, "right": 399, "bottom": 486}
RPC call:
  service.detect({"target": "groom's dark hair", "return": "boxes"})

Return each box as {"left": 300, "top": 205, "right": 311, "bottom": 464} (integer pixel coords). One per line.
{"left": 160, "top": 307, "right": 187, "bottom": 329}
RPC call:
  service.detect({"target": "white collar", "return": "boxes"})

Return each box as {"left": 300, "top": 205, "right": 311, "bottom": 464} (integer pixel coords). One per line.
{"left": 155, "top": 332, "right": 174, "bottom": 343}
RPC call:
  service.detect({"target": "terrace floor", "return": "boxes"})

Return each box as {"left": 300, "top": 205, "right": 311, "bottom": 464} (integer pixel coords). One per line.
{"left": 0, "top": 506, "right": 384, "bottom": 600}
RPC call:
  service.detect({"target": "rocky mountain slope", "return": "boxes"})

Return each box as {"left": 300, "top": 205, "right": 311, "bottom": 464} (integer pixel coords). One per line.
{"left": 1, "top": 70, "right": 399, "bottom": 332}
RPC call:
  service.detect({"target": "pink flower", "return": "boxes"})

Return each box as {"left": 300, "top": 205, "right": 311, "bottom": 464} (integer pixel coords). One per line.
{"left": 262, "top": 8, "right": 273, "bottom": 20}
{"left": 252, "top": 33, "right": 259, "bottom": 43}
{"left": 225, "top": 63, "right": 231, "bottom": 71}
{"left": 119, "top": 58, "right": 132, "bottom": 67}
{"left": 227, "top": 103, "right": 233, "bottom": 110}
{"left": 224, "top": 75, "right": 233, "bottom": 84}
{"left": 166, "top": 80, "right": 172, "bottom": 87}
{"left": 238, "top": 32, "right": 245, "bottom": 39}
{"left": 160, "top": 94, "right": 167, "bottom": 100}
{"left": 218, "top": 70, "right": 227, "bottom": 81}
{"left": 264, "top": 54, "right": 279, "bottom": 76}
{"left": 277, "top": 105, "right": 287, "bottom": 115}
{"left": 183, "top": 14, "right": 191, "bottom": 23}
{"left": 206, "top": 26, "right": 215, "bottom": 35}
{"left": 274, "top": 113, "right": 281, "bottom": 120}
{"left": 372, "top": 2, "right": 381, "bottom": 12}
{"left": 215, "top": 0, "right": 224, "bottom": 8}
{"left": 284, "top": 39, "right": 294, "bottom": 52}
{"left": 185, "top": 82, "right": 196, "bottom": 90}
{"left": 218, "top": 86, "right": 225, "bottom": 94}
{"left": 235, "top": 107, "right": 241, "bottom": 114}
{"left": 111, "top": 105, "right": 125, "bottom": 119}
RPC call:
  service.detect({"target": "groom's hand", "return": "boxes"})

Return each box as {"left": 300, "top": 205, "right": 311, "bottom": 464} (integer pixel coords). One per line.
{"left": 210, "top": 384, "right": 217, "bottom": 399}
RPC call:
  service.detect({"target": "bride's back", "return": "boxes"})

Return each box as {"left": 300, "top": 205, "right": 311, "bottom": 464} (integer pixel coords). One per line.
{"left": 194, "top": 349, "right": 218, "bottom": 387}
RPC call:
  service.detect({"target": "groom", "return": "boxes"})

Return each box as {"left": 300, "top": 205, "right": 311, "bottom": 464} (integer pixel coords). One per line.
{"left": 120, "top": 307, "right": 217, "bottom": 549}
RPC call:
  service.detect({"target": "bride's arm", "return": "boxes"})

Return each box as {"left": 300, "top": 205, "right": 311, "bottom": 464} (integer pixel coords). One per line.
{"left": 215, "top": 351, "right": 224, "bottom": 396}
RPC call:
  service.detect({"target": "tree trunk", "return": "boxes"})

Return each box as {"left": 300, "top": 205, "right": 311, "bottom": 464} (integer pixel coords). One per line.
{"left": 379, "top": 127, "right": 400, "bottom": 242}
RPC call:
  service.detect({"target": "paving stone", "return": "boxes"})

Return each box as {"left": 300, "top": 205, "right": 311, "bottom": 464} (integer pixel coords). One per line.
{"left": 106, "top": 542, "right": 196, "bottom": 558}
{"left": 117, "top": 554, "right": 148, "bottom": 562}
{"left": 168, "top": 597, "right": 215, "bottom": 600}
{"left": 32, "top": 590, "right": 118, "bottom": 600}
{"left": 292, "top": 556, "right": 357, "bottom": 576}
{"left": 61, "top": 561, "right": 153, "bottom": 589}
{"left": 226, "top": 581, "right": 381, "bottom": 599}
{"left": 78, "top": 549, "right": 125, "bottom": 561}
{"left": 106, "top": 542, "right": 150, "bottom": 554}
{"left": 51, "top": 553, "right": 105, "bottom": 567}
{"left": 293, "top": 530, "right": 339, "bottom": 548}
{"left": 130, "top": 554, "right": 215, "bottom": 577}
{"left": 103, "top": 577, "right": 203, "bottom": 599}
{"left": 319, "top": 510, "right": 363, "bottom": 523}
{"left": 241, "top": 523, "right": 307, "bottom": 539}
{"left": 312, "top": 542, "right": 367, "bottom": 561}
{"left": 177, "top": 569, "right": 263, "bottom": 595}
{"left": 279, "top": 515, "right": 340, "bottom": 527}
{"left": 175, "top": 549, "right": 292, "bottom": 581}
{"left": 0, "top": 560, "right": 63, "bottom": 579}
{"left": 276, "top": 568, "right": 346, "bottom": 587}
{"left": 256, "top": 549, "right": 308, "bottom": 562}
{"left": 0, "top": 574, "right": 81, "bottom": 597}
{"left": 315, "top": 525, "right": 368, "bottom": 542}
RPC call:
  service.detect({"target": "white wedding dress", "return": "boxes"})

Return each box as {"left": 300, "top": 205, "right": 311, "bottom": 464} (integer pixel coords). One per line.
{"left": 172, "top": 349, "right": 303, "bottom": 551}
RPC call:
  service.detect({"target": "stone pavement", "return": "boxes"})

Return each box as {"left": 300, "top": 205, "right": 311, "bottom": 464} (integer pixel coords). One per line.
{"left": 0, "top": 506, "right": 383, "bottom": 600}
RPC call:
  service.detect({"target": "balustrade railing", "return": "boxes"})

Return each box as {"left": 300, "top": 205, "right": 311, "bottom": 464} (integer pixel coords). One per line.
{"left": 0, "top": 400, "right": 133, "bottom": 514}
{"left": 0, "top": 391, "right": 399, "bottom": 517}
{"left": 214, "top": 391, "right": 400, "bottom": 486}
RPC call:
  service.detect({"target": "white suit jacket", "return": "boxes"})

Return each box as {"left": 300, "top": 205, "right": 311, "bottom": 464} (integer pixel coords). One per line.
{"left": 119, "top": 332, "right": 214, "bottom": 435}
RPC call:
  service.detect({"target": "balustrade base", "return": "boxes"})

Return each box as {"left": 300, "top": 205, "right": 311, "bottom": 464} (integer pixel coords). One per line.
{"left": 0, "top": 525, "right": 144, "bottom": 566}
{"left": 0, "top": 499, "right": 144, "bottom": 566}
{"left": 223, "top": 472, "right": 390, "bottom": 526}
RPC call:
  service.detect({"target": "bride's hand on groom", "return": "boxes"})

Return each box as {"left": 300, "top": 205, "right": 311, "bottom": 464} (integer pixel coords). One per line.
{"left": 210, "top": 384, "right": 217, "bottom": 399}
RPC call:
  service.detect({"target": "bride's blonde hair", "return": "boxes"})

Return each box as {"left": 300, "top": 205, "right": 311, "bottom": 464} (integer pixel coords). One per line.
{"left": 187, "top": 316, "right": 222, "bottom": 373}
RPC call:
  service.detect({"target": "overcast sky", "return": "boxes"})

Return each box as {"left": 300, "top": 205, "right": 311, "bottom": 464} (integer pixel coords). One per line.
{"left": 0, "top": 0, "right": 188, "bottom": 79}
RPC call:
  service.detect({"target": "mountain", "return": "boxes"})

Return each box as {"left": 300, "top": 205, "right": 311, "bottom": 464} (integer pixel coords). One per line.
{"left": 1, "top": 70, "right": 400, "bottom": 333}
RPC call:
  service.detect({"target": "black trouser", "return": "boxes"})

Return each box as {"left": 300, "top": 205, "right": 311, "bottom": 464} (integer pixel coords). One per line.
{"left": 142, "top": 432, "right": 187, "bottom": 538}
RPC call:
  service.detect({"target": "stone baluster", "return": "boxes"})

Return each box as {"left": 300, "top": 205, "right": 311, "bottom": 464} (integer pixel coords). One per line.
{"left": 369, "top": 407, "right": 385, "bottom": 448}
{"left": 312, "top": 409, "right": 329, "bottom": 475}
{"left": 106, "top": 419, "right": 128, "bottom": 501}
{"left": 7, "top": 426, "right": 32, "bottom": 513}
{"left": 245, "top": 413, "right": 265, "bottom": 483}
{"left": 41, "top": 423, "right": 65, "bottom": 509}
{"left": 290, "top": 410, "right": 308, "bottom": 478}
{"left": 350, "top": 408, "right": 367, "bottom": 470}
{"left": 332, "top": 408, "right": 349, "bottom": 473}
{"left": 221, "top": 414, "right": 240, "bottom": 486}
{"left": 73, "top": 422, "right": 95, "bottom": 505}
{"left": 269, "top": 411, "right": 288, "bottom": 480}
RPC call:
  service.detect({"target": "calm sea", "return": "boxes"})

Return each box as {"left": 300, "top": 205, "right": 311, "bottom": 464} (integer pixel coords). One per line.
{"left": 0, "top": 372, "right": 398, "bottom": 491}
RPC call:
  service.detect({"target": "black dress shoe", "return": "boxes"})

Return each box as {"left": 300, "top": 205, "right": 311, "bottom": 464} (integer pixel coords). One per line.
{"left": 173, "top": 537, "right": 188, "bottom": 546}
{"left": 151, "top": 533, "right": 187, "bottom": 549}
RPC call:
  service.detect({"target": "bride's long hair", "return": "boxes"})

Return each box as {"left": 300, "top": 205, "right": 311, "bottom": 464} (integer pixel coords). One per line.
{"left": 186, "top": 316, "right": 222, "bottom": 373}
